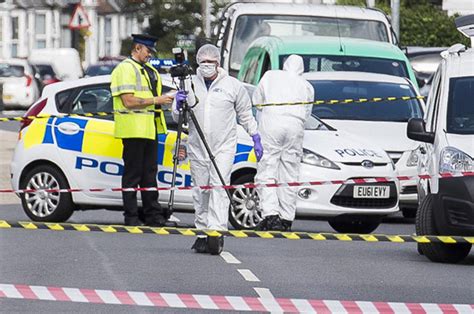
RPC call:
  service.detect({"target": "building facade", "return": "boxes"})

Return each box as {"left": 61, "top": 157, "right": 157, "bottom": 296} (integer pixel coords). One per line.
{"left": 0, "top": 0, "right": 148, "bottom": 66}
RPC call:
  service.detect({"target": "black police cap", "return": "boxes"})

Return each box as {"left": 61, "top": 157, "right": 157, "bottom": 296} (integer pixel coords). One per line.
{"left": 132, "top": 34, "right": 158, "bottom": 53}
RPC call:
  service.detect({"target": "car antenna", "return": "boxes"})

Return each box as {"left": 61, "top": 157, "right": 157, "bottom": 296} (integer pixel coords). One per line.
{"left": 335, "top": 8, "right": 343, "bottom": 52}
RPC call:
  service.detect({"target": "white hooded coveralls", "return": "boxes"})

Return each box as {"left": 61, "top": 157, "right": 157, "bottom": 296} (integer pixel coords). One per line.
{"left": 173, "top": 67, "right": 258, "bottom": 230}
{"left": 253, "top": 55, "right": 314, "bottom": 221}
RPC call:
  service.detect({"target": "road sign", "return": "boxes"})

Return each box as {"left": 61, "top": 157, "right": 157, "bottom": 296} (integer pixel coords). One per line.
{"left": 68, "top": 3, "right": 91, "bottom": 30}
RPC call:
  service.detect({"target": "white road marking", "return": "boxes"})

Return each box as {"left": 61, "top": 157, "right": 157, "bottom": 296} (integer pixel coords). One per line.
{"left": 30, "top": 286, "right": 55, "bottom": 300}
{"left": 253, "top": 287, "right": 274, "bottom": 299}
{"left": 220, "top": 251, "right": 241, "bottom": 264}
{"left": 238, "top": 269, "right": 260, "bottom": 282}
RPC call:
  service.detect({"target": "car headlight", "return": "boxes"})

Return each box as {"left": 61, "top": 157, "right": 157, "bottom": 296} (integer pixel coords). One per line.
{"left": 302, "top": 148, "right": 340, "bottom": 169}
{"left": 439, "top": 147, "right": 474, "bottom": 174}
{"left": 406, "top": 148, "right": 419, "bottom": 167}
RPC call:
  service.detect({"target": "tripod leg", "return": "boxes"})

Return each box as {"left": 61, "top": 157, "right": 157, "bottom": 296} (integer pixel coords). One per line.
{"left": 187, "top": 109, "right": 237, "bottom": 210}
{"left": 167, "top": 110, "right": 186, "bottom": 214}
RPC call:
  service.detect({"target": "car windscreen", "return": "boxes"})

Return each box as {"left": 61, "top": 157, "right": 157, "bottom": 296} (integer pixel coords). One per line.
{"left": 0, "top": 64, "right": 24, "bottom": 77}
{"left": 309, "top": 80, "right": 423, "bottom": 122}
{"left": 280, "top": 54, "right": 410, "bottom": 79}
{"left": 447, "top": 76, "right": 474, "bottom": 135}
{"left": 34, "top": 64, "right": 56, "bottom": 78}
{"left": 85, "top": 64, "right": 117, "bottom": 76}
{"left": 230, "top": 14, "right": 389, "bottom": 72}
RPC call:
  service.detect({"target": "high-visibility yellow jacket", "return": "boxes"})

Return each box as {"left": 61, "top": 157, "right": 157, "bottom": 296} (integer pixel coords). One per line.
{"left": 110, "top": 58, "right": 167, "bottom": 139}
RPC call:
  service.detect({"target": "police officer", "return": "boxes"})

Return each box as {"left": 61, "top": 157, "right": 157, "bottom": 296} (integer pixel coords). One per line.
{"left": 111, "top": 34, "right": 173, "bottom": 226}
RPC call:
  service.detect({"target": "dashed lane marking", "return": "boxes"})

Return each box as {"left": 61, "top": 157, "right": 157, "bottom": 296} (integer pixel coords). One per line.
{"left": 238, "top": 269, "right": 260, "bottom": 282}
{"left": 220, "top": 251, "right": 242, "bottom": 264}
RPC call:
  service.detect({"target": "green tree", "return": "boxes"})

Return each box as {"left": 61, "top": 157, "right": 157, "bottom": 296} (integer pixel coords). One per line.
{"left": 337, "top": 0, "right": 469, "bottom": 47}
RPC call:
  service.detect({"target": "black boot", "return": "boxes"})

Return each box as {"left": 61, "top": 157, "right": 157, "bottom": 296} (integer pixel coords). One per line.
{"left": 207, "top": 235, "right": 224, "bottom": 255}
{"left": 124, "top": 217, "right": 144, "bottom": 226}
{"left": 191, "top": 236, "right": 209, "bottom": 253}
{"left": 281, "top": 219, "right": 293, "bottom": 231}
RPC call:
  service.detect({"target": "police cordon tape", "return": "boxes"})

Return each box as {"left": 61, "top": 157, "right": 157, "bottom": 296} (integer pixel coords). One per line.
{"left": 1, "top": 172, "right": 473, "bottom": 195}
{"left": 1, "top": 220, "right": 473, "bottom": 244}
{"left": 0, "top": 95, "right": 426, "bottom": 123}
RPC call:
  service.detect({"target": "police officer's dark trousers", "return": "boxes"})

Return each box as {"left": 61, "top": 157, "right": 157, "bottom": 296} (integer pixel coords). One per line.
{"left": 121, "top": 138, "right": 164, "bottom": 225}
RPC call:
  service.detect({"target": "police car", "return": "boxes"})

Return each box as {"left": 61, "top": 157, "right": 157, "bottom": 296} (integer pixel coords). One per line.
{"left": 407, "top": 15, "right": 474, "bottom": 263}
{"left": 11, "top": 74, "right": 399, "bottom": 233}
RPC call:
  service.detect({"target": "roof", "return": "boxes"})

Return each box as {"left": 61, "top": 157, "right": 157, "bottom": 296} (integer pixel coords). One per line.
{"left": 249, "top": 36, "right": 408, "bottom": 61}
{"left": 302, "top": 71, "right": 411, "bottom": 84}
{"left": 443, "top": 46, "right": 474, "bottom": 78}
{"left": 228, "top": 3, "right": 389, "bottom": 23}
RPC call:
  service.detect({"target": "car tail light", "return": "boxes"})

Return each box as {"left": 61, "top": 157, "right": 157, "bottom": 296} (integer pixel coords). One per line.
{"left": 20, "top": 98, "right": 48, "bottom": 133}
{"left": 25, "top": 75, "right": 33, "bottom": 87}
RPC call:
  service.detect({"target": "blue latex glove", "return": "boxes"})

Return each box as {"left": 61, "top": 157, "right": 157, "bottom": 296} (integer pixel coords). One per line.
{"left": 175, "top": 90, "right": 188, "bottom": 110}
{"left": 252, "top": 134, "right": 263, "bottom": 162}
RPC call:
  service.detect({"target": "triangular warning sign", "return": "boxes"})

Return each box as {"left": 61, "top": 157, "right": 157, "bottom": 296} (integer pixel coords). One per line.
{"left": 69, "top": 3, "right": 91, "bottom": 29}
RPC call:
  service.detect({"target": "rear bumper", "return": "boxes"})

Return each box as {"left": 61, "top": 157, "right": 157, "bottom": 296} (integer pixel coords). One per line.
{"left": 434, "top": 176, "right": 474, "bottom": 236}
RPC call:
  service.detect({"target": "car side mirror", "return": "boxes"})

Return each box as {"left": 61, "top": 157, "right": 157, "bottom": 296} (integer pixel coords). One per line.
{"left": 407, "top": 118, "right": 434, "bottom": 143}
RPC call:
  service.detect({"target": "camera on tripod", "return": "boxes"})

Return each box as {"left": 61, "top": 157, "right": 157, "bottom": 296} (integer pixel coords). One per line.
{"left": 169, "top": 47, "right": 192, "bottom": 79}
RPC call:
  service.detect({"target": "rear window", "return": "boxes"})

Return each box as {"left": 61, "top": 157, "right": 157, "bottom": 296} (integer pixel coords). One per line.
{"left": 0, "top": 64, "right": 24, "bottom": 77}
{"left": 280, "top": 55, "right": 410, "bottom": 79}
{"left": 310, "top": 80, "right": 423, "bottom": 122}
{"left": 447, "top": 76, "right": 474, "bottom": 135}
{"left": 85, "top": 64, "right": 118, "bottom": 76}
{"left": 34, "top": 64, "right": 56, "bottom": 77}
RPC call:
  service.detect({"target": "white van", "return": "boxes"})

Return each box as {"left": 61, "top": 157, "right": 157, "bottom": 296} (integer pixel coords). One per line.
{"left": 216, "top": 2, "right": 397, "bottom": 76}
{"left": 407, "top": 15, "right": 474, "bottom": 263}
{"left": 29, "top": 48, "right": 83, "bottom": 81}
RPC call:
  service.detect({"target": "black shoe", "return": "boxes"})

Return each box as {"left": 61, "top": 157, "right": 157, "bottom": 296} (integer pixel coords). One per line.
{"left": 124, "top": 217, "right": 144, "bottom": 226}
{"left": 256, "top": 215, "right": 283, "bottom": 231}
{"left": 145, "top": 215, "right": 178, "bottom": 227}
{"left": 191, "top": 237, "right": 209, "bottom": 253}
{"left": 281, "top": 219, "right": 293, "bottom": 231}
{"left": 207, "top": 235, "right": 224, "bottom": 255}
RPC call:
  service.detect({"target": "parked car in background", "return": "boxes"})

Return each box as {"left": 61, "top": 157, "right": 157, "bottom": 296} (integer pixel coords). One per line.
{"left": 0, "top": 58, "right": 41, "bottom": 109}
{"left": 84, "top": 60, "right": 120, "bottom": 77}
{"left": 405, "top": 46, "right": 446, "bottom": 97}
{"left": 238, "top": 36, "right": 419, "bottom": 89}
{"left": 29, "top": 48, "right": 83, "bottom": 81}
{"left": 32, "top": 63, "right": 61, "bottom": 87}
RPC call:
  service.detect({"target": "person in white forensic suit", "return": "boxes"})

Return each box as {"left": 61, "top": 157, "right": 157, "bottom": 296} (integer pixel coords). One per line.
{"left": 173, "top": 44, "right": 263, "bottom": 254}
{"left": 253, "top": 54, "right": 314, "bottom": 231}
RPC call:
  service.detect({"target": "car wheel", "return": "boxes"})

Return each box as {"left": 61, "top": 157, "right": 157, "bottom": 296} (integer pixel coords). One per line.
{"left": 402, "top": 207, "right": 417, "bottom": 219}
{"left": 228, "top": 174, "right": 262, "bottom": 230}
{"left": 20, "top": 165, "right": 74, "bottom": 222}
{"left": 328, "top": 215, "right": 381, "bottom": 234}
{"left": 416, "top": 194, "right": 471, "bottom": 263}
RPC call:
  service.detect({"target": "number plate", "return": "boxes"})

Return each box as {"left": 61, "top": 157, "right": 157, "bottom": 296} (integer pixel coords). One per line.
{"left": 353, "top": 186, "right": 390, "bottom": 199}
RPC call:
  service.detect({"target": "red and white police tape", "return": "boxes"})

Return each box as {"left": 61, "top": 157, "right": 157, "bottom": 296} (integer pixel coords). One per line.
{"left": 1, "top": 283, "right": 472, "bottom": 313}
{"left": 1, "top": 172, "right": 473, "bottom": 195}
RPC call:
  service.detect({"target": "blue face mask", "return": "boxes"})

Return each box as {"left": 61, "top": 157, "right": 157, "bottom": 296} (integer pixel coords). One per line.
{"left": 199, "top": 63, "right": 217, "bottom": 78}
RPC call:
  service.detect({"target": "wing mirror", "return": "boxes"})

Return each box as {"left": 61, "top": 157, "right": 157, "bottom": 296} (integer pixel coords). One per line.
{"left": 407, "top": 118, "right": 434, "bottom": 143}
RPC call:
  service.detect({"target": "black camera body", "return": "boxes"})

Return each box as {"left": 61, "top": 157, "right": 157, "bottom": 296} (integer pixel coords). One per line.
{"left": 170, "top": 47, "right": 192, "bottom": 79}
